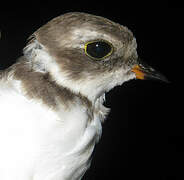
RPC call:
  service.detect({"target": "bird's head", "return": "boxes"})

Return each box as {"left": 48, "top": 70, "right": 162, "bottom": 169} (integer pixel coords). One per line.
{"left": 23, "top": 12, "right": 167, "bottom": 103}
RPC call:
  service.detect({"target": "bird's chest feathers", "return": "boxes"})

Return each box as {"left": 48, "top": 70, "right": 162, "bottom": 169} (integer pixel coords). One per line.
{"left": 33, "top": 96, "right": 106, "bottom": 179}
{"left": 51, "top": 101, "right": 104, "bottom": 154}
{"left": 0, "top": 90, "right": 107, "bottom": 179}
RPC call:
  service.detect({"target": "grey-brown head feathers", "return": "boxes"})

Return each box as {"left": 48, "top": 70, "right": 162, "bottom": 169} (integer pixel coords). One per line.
{"left": 17, "top": 12, "right": 138, "bottom": 105}
{"left": 24, "top": 12, "right": 137, "bottom": 81}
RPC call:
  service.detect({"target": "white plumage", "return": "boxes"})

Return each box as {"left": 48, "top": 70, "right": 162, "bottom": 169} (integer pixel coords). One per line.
{"left": 0, "top": 68, "right": 108, "bottom": 179}
{"left": 0, "top": 12, "right": 165, "bottom": 179}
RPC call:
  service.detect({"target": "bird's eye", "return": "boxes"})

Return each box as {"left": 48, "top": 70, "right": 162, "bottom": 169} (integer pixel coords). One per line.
{"left": 84, "top": 40, "right": 113, "bottom": 60}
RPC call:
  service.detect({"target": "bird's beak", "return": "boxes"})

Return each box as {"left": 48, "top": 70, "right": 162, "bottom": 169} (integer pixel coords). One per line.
{"left": 131, "top": 61, "right": 169, "bottom": 83}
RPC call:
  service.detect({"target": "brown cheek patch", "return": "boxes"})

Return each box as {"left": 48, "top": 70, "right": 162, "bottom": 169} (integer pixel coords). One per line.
{"left": 51, "top": 48, "right": 108, "bottom": 81}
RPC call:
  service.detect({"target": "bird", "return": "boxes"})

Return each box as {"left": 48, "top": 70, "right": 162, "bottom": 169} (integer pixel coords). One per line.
{"left": 0, "top": 12, "right": 167, "bottom": 180}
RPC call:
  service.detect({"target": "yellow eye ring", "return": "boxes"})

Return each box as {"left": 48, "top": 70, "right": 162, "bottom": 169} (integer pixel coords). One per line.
{"left": 84, "top": 40, "right": 113, "bottom": 60}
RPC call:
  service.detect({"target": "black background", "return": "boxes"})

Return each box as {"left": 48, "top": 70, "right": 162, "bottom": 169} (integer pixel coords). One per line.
{"left": 0, "top": 1, "right": 182, "bottom": 180}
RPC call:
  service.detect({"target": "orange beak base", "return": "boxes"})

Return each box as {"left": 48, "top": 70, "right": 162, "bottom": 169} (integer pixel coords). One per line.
{"left": 131, "top": 64, "right": 169, "bottom": 83}
{"left": 131, "top": 65, "right": 145, "bottom": 80}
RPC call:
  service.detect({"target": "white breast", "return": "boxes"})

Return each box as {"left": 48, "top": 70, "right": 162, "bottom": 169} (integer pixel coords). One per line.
{"left": 0, "top": 85, "right": 103, "bottom": 180}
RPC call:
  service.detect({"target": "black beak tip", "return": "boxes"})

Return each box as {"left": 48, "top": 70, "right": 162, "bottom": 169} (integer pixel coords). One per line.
{"left": 132, "top": 60, "right": 170, "bottom": 83}
{"left": 145, "top": 70, "right": 170, "bottom": 83}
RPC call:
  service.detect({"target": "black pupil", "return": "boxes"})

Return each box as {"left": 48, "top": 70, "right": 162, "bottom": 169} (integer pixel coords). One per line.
{"left": 86, "top": 41, "right": 112, "bottom": 59}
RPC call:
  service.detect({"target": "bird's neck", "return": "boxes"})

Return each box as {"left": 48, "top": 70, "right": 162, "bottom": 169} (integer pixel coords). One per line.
{"left": 9, "top": 57, "right": 109, "bottom": 118}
